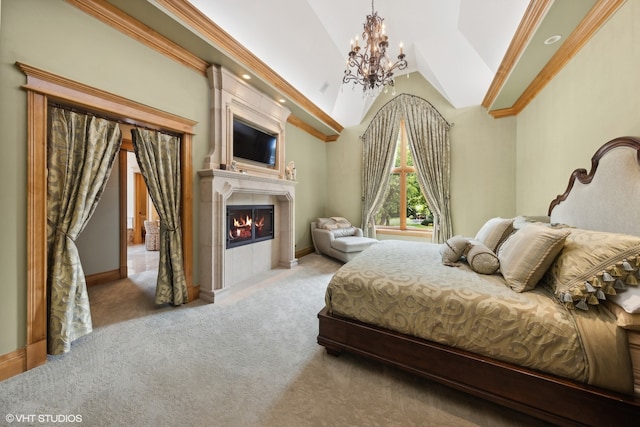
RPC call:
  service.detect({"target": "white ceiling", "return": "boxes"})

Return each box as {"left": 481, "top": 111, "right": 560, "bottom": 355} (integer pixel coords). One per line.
{"left": 187, "top": 0, "right": 530, "bottom": 127}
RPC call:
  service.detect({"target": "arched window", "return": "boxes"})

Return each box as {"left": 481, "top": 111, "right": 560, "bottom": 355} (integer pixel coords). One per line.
{"left": 361, "top": 94, "right": 452, "bottom": 242}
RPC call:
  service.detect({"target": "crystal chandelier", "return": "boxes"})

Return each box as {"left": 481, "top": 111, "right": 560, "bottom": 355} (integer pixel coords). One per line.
{"left": 343, "top": 0, "right": 408, "bottom": 96}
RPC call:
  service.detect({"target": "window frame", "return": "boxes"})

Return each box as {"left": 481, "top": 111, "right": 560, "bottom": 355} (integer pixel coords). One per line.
{"left": 375, "top": 120, "right": 433, "bottom": 238}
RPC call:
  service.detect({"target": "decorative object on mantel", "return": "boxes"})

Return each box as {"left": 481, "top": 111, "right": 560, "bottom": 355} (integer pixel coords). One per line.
{"left": 343, "top": 0, "right": 408, "bottom": 96}
{"left": 286, "top": 161, "right": 296, "bottom": 181}
{"left": 229, "top": 160, "right": 238, "bottom": 172}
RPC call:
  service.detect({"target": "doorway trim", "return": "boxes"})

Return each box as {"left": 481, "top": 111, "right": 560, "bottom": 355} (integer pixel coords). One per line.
{"left": 18, "top": 62, "right": 198, "bottom": 371}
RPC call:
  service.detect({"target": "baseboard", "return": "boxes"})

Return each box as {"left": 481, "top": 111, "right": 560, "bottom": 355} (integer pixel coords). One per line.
{"left": 0, "top": 348, "right": 26, "bottom": 382}
{"left": 86, "top": 269, "right": 122, "bottom": 287}
{"left": 295, "top": 246, "right": 314, "bottom": 259}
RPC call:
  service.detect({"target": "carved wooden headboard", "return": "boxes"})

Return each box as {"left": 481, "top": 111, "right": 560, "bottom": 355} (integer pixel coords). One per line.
{"left": 548, "top": 136, "right": 640, "bottom": 237}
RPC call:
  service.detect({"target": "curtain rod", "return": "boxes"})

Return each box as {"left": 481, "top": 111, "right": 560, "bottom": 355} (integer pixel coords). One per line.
{"left": 360, "top": 93, "right": 454, "bottom": 140}
{"left": 48, "top": 102, "right": 183, "bottom": 138}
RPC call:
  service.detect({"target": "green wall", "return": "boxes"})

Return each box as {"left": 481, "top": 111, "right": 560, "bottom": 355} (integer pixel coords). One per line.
{"left": 285, "top": 124, "right": 327, "bottom": 252}
{"left": 516, "top": 0, "right": 640, "bottom": 214}
{"left": 326, "top": 73, "right": 518, "bottom": 238}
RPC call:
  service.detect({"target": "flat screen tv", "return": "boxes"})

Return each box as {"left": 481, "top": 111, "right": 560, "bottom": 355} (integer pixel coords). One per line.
{"left": 233, "top": 118, "right": 277, "bottom": 168}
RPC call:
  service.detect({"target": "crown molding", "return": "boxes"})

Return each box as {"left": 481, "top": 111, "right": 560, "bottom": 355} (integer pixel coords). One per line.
{"left": 152, "top": 0, "right": 343, "bottom": 135}
{"left": 482, "top": 0, "right": 553, "bottom": 111}
{"left": 17, "top": 61, "right": 198, "bottom": 133}
{"left": 486, "top": 0, "right": 625, "bottom": 118}
{"left": 66, "top": 0, "right": 342, "bottom": 139}
{"left": 66, "top": 0, "right": 208, "bottom": 75}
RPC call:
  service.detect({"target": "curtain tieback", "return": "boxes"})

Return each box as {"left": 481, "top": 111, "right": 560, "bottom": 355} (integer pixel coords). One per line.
{"left": 161, "top": 223, "right": 181, "bottom": 233}
{"left": 47, "top": 219, "right": 75, "bottom": 242}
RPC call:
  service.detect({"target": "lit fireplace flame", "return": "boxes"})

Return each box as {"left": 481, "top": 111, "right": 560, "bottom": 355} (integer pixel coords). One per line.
{"left": 233, "top": 216, "right": 252, "bottom": 228}
{"left": 255, "top": 216, "right": 264, "bottom": 229}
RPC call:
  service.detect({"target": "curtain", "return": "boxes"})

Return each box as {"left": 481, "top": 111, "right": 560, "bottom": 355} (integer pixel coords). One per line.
{"left": 361, "top": 102, "right": 402, "bottom": 238}
{"left": 399, "top": 95, "right": 452, "bottom": 243}
{"left": 47, "top": 107, "right": 122, "bottom": 355}
{"left": 131, "top": 128, "right": 188, "bottom": 306}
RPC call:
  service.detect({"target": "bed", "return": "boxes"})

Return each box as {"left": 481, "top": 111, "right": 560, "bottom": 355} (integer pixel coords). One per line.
{"left": 317, "top": 136, "right": 640, "bottom": 426}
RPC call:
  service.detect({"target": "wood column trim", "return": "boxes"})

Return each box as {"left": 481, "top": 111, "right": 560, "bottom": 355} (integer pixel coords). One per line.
{"left": 26, "top": 91, "right": 48, "bottom": 368}
{"left": 119, "top": 150, "right": 128, "bottom": 278}
{"left": 181, "top": 133, "right": 199, "bottom": 301}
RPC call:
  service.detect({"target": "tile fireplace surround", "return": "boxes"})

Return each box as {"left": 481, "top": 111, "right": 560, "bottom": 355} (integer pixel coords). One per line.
{"left": 198, "top": 65, "right": 297, "bottom": 302}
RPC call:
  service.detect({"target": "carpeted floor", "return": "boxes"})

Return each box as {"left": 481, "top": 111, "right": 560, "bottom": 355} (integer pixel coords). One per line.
{"left": 0, "top": 254, "right": 551, "bottom": 427}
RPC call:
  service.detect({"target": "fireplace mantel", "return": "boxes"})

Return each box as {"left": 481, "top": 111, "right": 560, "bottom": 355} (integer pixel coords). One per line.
{"left": 199, "top": 169, "right": 297, "bottom": 302}
{"left": 199, "top": 65, "right": 296, "bottom": 302}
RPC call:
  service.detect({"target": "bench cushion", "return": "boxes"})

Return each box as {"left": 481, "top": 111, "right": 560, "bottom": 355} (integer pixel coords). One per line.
{"left": 331, "top": 236, "right": 378, "bottom": 253}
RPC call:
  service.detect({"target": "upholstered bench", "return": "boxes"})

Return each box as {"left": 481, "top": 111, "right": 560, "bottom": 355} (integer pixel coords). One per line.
{"left": 311, "top": 217, "right": 378, "bottom": 263}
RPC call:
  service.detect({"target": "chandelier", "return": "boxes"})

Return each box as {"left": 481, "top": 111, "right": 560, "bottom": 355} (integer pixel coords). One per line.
{"left": 343, "top": 0, "right": 408, "bottom": 95}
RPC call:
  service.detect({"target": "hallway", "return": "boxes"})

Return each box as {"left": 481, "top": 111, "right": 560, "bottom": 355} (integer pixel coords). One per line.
{"left": 87, "top": 244, "right": 163, "bottom": 328}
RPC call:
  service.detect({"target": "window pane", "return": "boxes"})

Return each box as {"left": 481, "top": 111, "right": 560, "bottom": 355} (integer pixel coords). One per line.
{"left": 406, "top": 142, "right": 414, "bottom": 167}
{"left": 393, "top": 135, "right": 401, "bottom": 168}
{"left": 374, "top": 174, "right": 400, "bottom": 226}
{"left": 406, "top": 173, "right": 431, "bottom": 228}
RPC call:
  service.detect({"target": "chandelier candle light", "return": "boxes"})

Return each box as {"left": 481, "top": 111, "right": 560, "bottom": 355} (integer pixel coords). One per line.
{"left": 343, "top": 0, "right": 408, "bottom": 95}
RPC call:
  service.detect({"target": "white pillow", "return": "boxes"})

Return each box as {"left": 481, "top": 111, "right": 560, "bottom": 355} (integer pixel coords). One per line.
{"left": 608, "top": 285, "right": 640, "bottom": 313}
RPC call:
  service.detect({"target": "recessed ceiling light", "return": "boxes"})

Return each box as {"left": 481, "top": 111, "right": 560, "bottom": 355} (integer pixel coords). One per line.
{"left": 278, "top": 98, "right": 286, "bottom": 103}
{"left": 544, "top": 35, "right": 562, "bottom": 45}
{"left": 242, "top": 74, "right": 251, "bottom": 80}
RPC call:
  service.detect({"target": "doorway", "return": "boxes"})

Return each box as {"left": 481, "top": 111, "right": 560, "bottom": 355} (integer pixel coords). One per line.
{"left": 21, "top": 62, "right": 197, "bottom": 370}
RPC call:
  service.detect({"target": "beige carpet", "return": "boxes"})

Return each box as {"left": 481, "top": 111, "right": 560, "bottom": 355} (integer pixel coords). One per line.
{"left": 0, "top": 254, "right": 551, "bottom": 426}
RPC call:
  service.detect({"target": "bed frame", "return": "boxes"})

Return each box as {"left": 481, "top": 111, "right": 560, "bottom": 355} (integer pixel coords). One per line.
{"left": 317, "top": 136, "right": 640, "bottom": 426}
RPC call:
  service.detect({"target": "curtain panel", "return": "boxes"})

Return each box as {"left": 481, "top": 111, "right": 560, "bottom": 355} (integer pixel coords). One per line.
{"left": 399, "top": 95, "right": 453, "bottom": 243}
{"left": 131, "top": 128, "right": 188, "bottom": 306}
{"left": 47, "top": 107, "right": 122, "bottom": 355}
{"left": 361, "top": 102, "right": 402, "bottom": 238}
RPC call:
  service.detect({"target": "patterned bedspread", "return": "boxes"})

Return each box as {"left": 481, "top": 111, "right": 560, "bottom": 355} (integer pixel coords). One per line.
{"left": 325, "top": 240, "right": 632, "bottom": 393}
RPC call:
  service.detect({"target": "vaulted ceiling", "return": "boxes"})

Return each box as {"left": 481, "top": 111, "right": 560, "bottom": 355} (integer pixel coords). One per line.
{"left": 100, "top": 0, "right": 623, "bottom": 139}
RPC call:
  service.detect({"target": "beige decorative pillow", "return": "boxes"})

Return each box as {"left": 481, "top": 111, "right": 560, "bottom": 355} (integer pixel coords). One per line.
{"left": 543, "top": 228, "right": 640, "bottom": 310}
{"left": 440, "top": 235, "right": 469, "bottom": 265}
{"left": 318, "top": 217, "right": 352, "bottom": 230}
{"left": 475, "top": 217, "right": 514, "bottom": 252}
{"left": 498, "top": 225, "right": 570, "bottom": 293}
{"left": 604, "top": 301, "right": 640, "bottom": 330}
{"left": 465, "top": 240, "right": 499, "bottom": 275}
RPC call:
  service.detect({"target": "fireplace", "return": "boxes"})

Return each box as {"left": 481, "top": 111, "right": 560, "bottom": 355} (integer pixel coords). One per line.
{"left": 227, "top": 204, "right": 274, "bottom": 249}
{"left": 199, "top": 66, "right": 297, "bottom": 303}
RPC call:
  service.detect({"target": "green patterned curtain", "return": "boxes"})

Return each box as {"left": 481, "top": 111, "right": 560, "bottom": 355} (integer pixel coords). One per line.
{"left": 131, "top": 128, "right": 188, "bottom": 306}
{"left": 399, "top": 95, "right": 452, "bottom": 243}
{"left": 47, "top": 107, "right": 122, "bottom": 355}
{"left": 361, "top": 101, "right": 402, "bottom": 238}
